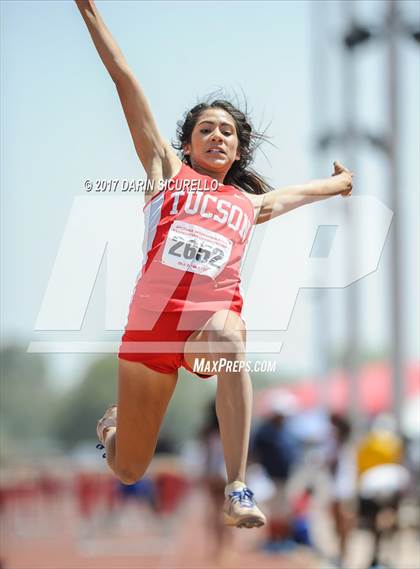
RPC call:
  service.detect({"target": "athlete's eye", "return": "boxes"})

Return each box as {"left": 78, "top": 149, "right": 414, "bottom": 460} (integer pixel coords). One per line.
{"left": 223, "top": 131, "right": 233, "bottom": 136}
{"left": 200, "top": 128, "right": 210, "bottom": 134}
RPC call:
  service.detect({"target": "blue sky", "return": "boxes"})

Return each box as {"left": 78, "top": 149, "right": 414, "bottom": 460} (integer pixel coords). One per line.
{"left": 1, "top": 1, "right": 419, "bottom": 386}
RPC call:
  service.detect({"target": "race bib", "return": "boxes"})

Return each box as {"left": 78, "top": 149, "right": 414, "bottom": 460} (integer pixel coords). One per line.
{"left": 162, "top": 221, "right": 232, "bottom": 279}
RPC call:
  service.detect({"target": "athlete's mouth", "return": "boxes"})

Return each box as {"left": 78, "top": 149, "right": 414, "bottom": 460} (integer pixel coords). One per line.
{"left": 207, "top": 147, "right": 226, "bottom": 155}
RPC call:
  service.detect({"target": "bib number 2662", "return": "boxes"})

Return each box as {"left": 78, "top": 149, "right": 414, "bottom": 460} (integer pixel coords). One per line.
{"left": 162, "top": 221, "right": 233, "bottom": 278}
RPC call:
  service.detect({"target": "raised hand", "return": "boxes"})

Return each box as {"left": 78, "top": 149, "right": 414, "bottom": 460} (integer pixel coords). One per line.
{"left": 332, "top": 160, "right": 353, "bottom": 197}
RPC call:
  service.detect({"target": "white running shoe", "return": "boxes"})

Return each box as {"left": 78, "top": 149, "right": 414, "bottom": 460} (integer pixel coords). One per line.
{"left": 96, "top": 404, "right": 117, "bottom": 446}
{"left": 223, "top": 481, "right": 267, "bottom": 529}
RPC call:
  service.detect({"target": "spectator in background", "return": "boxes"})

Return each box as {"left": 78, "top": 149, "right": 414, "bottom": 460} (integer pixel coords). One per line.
{"left": 357, "top": 414, "right": 403, "bottom": 478}
{"left": 252, "top": 393, "right": 300, "bottom": 550}
{"left": 74, "top": 471, "right": 101, "bottom": 536}
{"left": 356, "top": 414, "right": 409, "bottom": 569}
{"left": 327, "top": 414, "right": 357, "bottom": 563}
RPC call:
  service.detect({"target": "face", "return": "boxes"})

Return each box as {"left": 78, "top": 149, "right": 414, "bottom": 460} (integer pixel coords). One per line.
{"left": 184, "top": 108, "right": 241, "bottom": 179}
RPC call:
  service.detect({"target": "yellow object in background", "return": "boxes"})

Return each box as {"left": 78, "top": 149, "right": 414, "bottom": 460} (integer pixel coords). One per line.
{"left": 357, "top": 431, "right": 403, "bottom": 477}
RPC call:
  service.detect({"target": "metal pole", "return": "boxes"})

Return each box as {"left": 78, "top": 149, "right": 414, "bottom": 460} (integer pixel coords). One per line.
{"left": 387, "top": 0, "right": 404, "bottom": 431}
{"left": 342, "top": 0, "right": 360, "bottom": 425}
{"left": 310, "top": 1, "right": 331, "bottom": 408}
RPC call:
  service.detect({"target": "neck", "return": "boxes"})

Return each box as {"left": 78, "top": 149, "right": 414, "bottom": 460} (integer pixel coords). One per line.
{"left": 189, "top": 160, "right": 227, "bottom": 184}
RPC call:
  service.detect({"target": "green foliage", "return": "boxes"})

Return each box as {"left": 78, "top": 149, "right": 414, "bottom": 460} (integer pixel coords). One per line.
{"left": 51, "top": 356, "right": 117, "bottom": 449}
{"left": 0, "top": 345, "right": 55, "bottom": 440}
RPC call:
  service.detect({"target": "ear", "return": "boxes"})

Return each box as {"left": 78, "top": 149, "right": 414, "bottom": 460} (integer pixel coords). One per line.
{"left": 235, "top": 150, "right": 241, "bottom": 161}
{"left": 184, "top": 143, "right": 191, "bottom": 156}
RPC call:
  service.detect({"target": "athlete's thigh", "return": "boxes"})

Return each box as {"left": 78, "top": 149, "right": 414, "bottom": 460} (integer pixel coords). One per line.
{"left": 183, "top": 310, "right": 246, "bottom": 370}
{"left": 116, "top": 359, "right": 178, "bottom": 468}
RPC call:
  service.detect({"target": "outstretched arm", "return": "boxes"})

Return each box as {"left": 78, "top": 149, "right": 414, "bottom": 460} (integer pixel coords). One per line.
{"left": 75, "top": 1, "right": 180, "bottom": 198}
{"left": 254, "top": 161, "right": 353, "bottom": 224}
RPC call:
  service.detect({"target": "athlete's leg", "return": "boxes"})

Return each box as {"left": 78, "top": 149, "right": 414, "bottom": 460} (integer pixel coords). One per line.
{"left": 103, "top": 359, "right": 178, "bottom": 485}
{"left": 184, "top": 310, "right": 251, "bottom": 484}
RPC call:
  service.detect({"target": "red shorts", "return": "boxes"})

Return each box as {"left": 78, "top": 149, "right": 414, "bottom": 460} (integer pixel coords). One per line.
{"left": 118, "top": 309, "right": 216, "bottom": 378}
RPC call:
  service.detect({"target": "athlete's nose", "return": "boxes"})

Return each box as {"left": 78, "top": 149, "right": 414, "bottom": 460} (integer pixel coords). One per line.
{"left": 211, "top": 128, "right": 223, "bottom": 142}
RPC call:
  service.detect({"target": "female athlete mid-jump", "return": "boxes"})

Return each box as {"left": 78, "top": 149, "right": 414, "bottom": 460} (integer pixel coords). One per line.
{"left": 76, "top": 0, "right": 352, "bottom": 529}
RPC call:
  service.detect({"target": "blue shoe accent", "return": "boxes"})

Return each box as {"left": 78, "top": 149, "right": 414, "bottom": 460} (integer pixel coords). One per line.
{"left": 96, "top": 443, "right": 106, "bottom": 459}
{"left": 229, "top": 487, "right": 255, "bottom": 509}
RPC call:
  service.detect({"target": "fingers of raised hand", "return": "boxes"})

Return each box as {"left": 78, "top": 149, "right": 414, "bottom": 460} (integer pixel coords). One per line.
{"left": 333, "top": 160, "right": 353, "bottom": 176}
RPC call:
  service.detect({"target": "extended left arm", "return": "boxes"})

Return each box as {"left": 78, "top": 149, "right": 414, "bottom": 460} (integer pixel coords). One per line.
{"left": 255, "top": 161, "right": 353, "bottom": 225}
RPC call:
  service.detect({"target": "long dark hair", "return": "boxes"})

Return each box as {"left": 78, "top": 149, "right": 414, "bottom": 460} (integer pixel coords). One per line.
{"left": 174, "top": 99, "right": 273, "bottom": 195}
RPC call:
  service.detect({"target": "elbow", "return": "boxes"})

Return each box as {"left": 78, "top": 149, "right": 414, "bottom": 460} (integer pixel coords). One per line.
{"left": 112, "top": 64, "right": 134, "bottom": 88}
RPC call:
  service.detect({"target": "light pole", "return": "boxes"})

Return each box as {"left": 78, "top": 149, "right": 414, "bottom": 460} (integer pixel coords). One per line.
{"left": 310, "top": 0, "right": 331, "bottom": 409}
{"left": 342, "top": 0, "right": 360, "bottom": 426}
{"left": 318, "top": 0, "right": 418, "bottom": 430}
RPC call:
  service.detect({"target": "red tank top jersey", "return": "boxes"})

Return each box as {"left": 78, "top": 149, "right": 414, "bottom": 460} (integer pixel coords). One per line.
{"left": 127, "top": 163, "right": 255, "bottom": 321}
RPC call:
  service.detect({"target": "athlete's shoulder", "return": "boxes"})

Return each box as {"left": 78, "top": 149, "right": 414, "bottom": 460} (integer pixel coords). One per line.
{"left": 234, "top": 187, "right": 260, "bottom": 208}
{"left": 177, "top": 162, "right": 201, "bottom": 179}
{"left": 237, "top": 189, "right": 259, "bottom": 202}
{"left": 234, "top": 189, "right": 263, "bottom": 225}
{"left": 143, "top": 162, "right": 188, "bottom": 210}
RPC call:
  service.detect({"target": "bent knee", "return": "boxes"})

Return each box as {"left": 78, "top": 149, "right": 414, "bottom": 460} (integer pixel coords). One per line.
{"left": 209, "top": 310, "right": 245, "bottom": 333}
{"left": 208, "top": 327, "right": 246, "bottom": 356}
{"left": 116, "top": 467, "right": 146, "bottom": 486}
